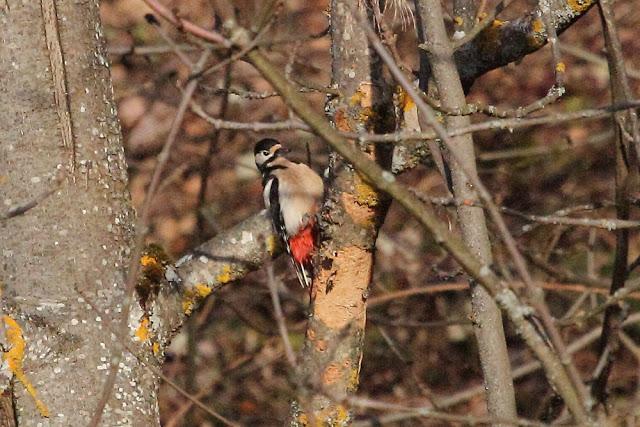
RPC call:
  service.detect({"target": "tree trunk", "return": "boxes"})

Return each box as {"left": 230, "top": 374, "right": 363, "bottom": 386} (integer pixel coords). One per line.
{"left": 1, "top": 2, "right": 158, "bottom": 425}
{"left": 415, "top": 0, "right": 518, "bottom": 420}
{"left": 289, "top": 1, "right": 393, "bottom": 423}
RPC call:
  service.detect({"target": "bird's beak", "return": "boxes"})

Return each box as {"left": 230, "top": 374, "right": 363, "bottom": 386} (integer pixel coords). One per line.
{"left": 277, "top": 147, "right": 290, "bottom": 154}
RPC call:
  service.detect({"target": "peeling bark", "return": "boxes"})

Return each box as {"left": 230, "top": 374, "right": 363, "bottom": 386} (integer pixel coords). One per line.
{"left": 288, "top": 1, "right": 393, "bottom": 424}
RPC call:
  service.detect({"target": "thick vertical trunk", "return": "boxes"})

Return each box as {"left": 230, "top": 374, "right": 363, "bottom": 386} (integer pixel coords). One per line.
{"left": 289, "top": 1, "right": 392, "bottom": 423}
{"left": 1, "top": 2, "right": 158, "bottom": 425}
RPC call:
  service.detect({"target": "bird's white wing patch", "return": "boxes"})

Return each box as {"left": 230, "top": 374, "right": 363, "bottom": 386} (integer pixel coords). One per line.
{"left": 263, "top": 177, "right": 273, "bottom": 209}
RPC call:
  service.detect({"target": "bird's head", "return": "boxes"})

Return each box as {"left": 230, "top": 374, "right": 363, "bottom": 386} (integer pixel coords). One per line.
{"left": 254, "top": 138, "right": 286, "bottom": 170}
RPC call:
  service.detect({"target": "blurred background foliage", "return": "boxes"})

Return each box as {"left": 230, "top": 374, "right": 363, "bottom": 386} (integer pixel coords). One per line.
{"left": 101, "top": 0, "right": 640, "bottom": 424}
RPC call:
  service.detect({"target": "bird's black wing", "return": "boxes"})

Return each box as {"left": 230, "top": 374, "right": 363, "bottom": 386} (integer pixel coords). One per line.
{"left": 268, "top": 177, "right": 311, "bottom": 288}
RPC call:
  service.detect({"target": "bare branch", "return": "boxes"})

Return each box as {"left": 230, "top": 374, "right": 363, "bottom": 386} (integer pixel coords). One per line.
{"left": 265, "top": 264, "right": 297, "bottom": 367}
{"left": 148, "top": 211, "right": 279, "bottom": 345}
{"left": 246, "top": 22, "right": 593, "bottom": 425}
{"left": 591, "top": 0, "right": 640, "bottom": 404}
{"left": 414, "top": 0, "right": 517, "bottom": 419}
{"left": 454, "top": 0, "right": 598, "bottom": 87}
{"left": 349, "top": 396, "right": 550, "bottom": 427}
{"left": 437, "top": 313, "right": 640, "bottom": 409}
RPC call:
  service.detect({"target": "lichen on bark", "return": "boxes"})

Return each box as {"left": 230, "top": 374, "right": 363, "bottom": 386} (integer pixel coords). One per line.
{"left": 290, "top": 1, "right": 395, "bottom": 423}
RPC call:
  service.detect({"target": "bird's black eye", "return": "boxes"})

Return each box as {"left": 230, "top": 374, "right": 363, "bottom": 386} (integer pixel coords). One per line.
{"left": 262, "top": 150, "right": 270, "bottom": 156}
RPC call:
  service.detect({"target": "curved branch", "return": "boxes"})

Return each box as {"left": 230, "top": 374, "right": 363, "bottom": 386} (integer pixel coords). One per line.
{"left": 455, "top": 0, "right": 597, "bottom": 87}
{"left": 148, "top": 212, "right": 279, "bottom": 346}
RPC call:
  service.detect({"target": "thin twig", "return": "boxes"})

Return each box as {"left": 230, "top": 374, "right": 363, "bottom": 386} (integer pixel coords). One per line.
{"left": 200, "top": 83, "right": 337, "bottom": 99}
{"left": 358, "top": 7, "right": 591, "bottom": 411}
{"left": 265, "top": 264, "right": 297, "bottom": 367}
{"left": 1, "top": 174, "right": 63, "bottom": 221}
{"left": 558, "top": 277, "right": 640, "bottom": 326}
{"left": 189, "top": 98, "right": 640, "bottom": 143}
{"left": 88, "top": 49, "right": 212, "bottom": 427}
{"left": 419, "top": 194, "right": 637, "bottom": 230}
{"left": 436, "top": 313, "right": 640, "bottom": 409}
{"left": 348, "top": 396, "right": 550, "bottom": 427}
{"left": 194, "top": 61, "right": 231, "bottom": 242}
{"left": 503, "top": 207, "right": 640, "bottom": 231}
{"left": 141, "top": 0, "right": 231, "bottom": 46}
{"left": 192, "top": 15, "right": 274, "bottom": 80}
{"left": 190, "top": 101, "right": 307, "bottom": 132}
{"left": 368, "top": 281, "right": 640, "bottom": 308}
{"left": 145, "top": 14, "right": 194, "bottom": 67}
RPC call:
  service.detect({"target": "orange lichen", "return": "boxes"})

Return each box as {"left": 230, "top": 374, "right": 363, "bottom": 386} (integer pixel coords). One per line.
{"left": 454, "top": 16, "right": 464, "bottom": 26}
{"left": 335, "top": 405, "right": 350, "bottom": 423}
{"left": 357, "top": 107, "right": 377, "bottom": 128}
{"left": 135, "top": 316, "right": 150, "bottom": 342}
{"left": 140, "top": 255, "right": 160, "bottom": 268}
{"left": 152, "top": 342, "right": 160, "bottom": 356}
{"left": 567, "top": 0, "right": 592, "bottom": 13}
{"left": 349, "top": 82, "right": 374, "bottom": 108}
{"left": 477, "top": 18, "right": 508, "bottom": 53}
{"left": 2, "top": 316, "right": 49, "bottom": 418}
{"left": 215, "top": 265, "right": 233, "bottom": 284}
{"left": 348, "top": 366, "right": 360, "bottom": 391}
{"left": 531, "top": 18, "right": 544, "bottom": 34}
{"left": 556, "top": 62, "right": 566, "bottom": 73}
{"left": 349, "top": 82, "right": 380, "bottom": 128}
{"left": 354, "top": 175, "right": 379, "bottom": 207}
{"left": 396, "top": 86, "right": 415, "bottom": 113}
{"left": 182, "top": 283, "right": 213, "bottom": 315}
{"left": 195, "top": 283, "right": 212, "bottom": 297}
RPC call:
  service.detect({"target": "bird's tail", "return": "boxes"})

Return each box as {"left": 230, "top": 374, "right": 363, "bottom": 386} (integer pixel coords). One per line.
{"left": 290, "top": 258, "right": 313, "bottom": 288}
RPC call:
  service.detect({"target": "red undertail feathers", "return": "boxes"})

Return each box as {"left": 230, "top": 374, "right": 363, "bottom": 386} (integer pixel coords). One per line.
{"left": 289, "top": 223, "right": 315, "bottom": 264}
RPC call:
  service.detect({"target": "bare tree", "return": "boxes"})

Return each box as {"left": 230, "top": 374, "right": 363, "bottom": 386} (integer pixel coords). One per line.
{"left": 3, "top": 0, "right": 640, "bottom": 425}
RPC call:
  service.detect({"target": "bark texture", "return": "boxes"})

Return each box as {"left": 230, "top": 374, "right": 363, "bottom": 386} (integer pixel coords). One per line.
{"left": 146, "top": 212, "right": 277, "bottom": 349}
{"left": 0, "top": 2, "right": 158, "bottom": 425}
{"left": 290, "top": 1, "right": 392, "bottom": 423}
{"left": 455, "top": 0, "right": 598, "bottom": 88}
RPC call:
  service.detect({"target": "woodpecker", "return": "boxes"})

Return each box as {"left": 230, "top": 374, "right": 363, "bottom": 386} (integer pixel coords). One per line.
{"left": 254, "top": 138, "right": 324, "bottom": 288}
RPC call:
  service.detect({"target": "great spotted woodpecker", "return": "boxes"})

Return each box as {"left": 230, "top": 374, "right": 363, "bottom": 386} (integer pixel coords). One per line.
{"left": 254, "top": 138, "right": 324, "bottom": 288}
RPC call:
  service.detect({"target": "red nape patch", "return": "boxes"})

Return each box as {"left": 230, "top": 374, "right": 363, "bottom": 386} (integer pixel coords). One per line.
{"left": 289, "top": 224, "right": 315, "bottom": 264}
